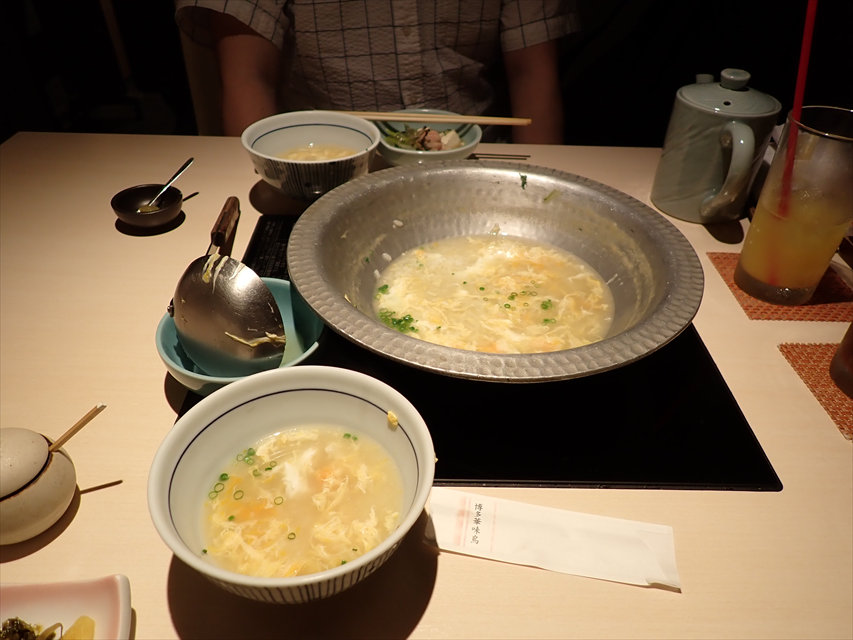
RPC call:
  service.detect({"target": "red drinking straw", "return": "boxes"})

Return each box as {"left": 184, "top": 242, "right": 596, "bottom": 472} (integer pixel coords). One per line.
{"left": 779, "top": 0, "right": 819, "bottom": 216}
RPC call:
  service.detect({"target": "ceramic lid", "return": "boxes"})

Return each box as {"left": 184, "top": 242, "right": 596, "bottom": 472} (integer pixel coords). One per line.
{"left": 0, "top": 428, "right": 49, "bottom": 497}
{"left": 678, "top": 68, "right": 781, "bottom": 117}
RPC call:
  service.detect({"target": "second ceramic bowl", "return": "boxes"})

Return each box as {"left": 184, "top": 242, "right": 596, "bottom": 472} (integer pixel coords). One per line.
{"left": 156, "top": 278, "right": 325, "bottom": 395}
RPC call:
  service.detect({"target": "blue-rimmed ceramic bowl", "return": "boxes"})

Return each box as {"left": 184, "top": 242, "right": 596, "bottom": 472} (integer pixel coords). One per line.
{"left": 241, "top": 111, "right": 380, "bottom": 200}
{"left": 156, "top": 278, "right": 325, "bottom": 396}
{"left": 147, "top": 365, "right": 435, "bottom": 604}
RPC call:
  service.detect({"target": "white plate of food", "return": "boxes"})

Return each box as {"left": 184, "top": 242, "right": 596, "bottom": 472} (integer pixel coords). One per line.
{"left": 0, "top": 574, "right": 131, "bottom": 639}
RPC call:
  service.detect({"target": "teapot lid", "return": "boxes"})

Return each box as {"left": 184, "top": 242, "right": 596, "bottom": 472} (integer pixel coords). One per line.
{"left": 678, "top": 69, "right": 781, "bottom": 117}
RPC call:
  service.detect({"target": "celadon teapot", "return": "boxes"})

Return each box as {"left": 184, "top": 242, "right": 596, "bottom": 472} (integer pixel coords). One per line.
{"left": 651, "top": 69, "right": 781, "bottom": 224}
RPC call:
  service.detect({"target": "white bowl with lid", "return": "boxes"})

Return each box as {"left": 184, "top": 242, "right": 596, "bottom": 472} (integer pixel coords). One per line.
{"left": 0, "top": 428, "right": 77, "bottom": 545}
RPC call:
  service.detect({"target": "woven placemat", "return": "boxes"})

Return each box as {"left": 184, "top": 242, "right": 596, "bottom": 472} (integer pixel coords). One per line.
{"left": 778, "top": 343, "right": 853, "bottom": 440}
{"left": 708, "top": 252, "right": 853, "bottom": 322}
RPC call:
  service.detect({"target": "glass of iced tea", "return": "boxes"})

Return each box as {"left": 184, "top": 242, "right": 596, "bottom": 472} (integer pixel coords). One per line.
{"left": 734, "top": 106, "right": 853, "bottom": 305}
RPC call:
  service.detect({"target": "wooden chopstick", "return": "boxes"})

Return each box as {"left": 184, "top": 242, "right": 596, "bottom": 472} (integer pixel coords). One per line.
{"left": 49, "top": 403, "right": 106, "bottom": 452}
{"left": 342, "top": 111, "right": 532, "bottom": 127}
{"left": 471, "top": 153, "right": 531, "bottom": 160}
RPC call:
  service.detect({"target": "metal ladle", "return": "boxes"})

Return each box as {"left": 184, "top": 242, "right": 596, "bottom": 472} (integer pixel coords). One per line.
{"left": 168, "top": 196, "right": 285, "bottom": 377}
{"left": 138, "top": 157, "right": 194, "bottom": 212}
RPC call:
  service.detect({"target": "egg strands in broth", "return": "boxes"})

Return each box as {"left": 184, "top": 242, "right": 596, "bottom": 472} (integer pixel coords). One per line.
{"left": 373, "top": 235, "right": 614, "bottom": 354}
{"left": 202, "top": 425, "right": 403, "bottom": 578}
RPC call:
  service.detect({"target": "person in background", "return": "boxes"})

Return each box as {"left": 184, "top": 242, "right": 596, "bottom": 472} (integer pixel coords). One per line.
{"left": 176, "top": 0, "right": 577, "bottom": 142}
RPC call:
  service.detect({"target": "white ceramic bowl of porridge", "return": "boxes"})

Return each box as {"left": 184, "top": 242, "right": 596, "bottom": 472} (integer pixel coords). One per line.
{"left": 241, "top": 111, "right": 381, "bottom": 200}
{"left": 147, "top": 365, "right": 434, "bottom": 604}
{"left": 286, "top": 160, "right": 704, "bottom": 382}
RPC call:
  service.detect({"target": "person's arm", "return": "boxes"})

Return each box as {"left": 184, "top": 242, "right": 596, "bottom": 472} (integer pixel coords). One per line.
{"left": 502, "top": 40, "right": 564, "bottom": 144}
{"left": 209, "top": 11, "right": 280, "bottom": 136}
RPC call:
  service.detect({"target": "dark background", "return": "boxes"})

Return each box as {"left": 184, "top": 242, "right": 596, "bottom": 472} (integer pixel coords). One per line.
{"left": 1, "top": 0, "right": 850, "bottom": 146}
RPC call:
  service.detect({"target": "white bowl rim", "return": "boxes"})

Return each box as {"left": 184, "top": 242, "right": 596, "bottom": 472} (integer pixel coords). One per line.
{"left": 241, "top": 110, "right": 381, "bottom": 163}
{"left": 147, "top": 365, "right": 435, "bottom": 590}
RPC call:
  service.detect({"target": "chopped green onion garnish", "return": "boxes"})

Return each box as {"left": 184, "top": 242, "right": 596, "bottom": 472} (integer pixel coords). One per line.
{"left": 378, "top": 309, "right": 418, "bottom": 333}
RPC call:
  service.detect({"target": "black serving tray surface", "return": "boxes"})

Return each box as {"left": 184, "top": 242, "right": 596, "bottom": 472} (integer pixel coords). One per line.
{"left": 299, "top": 324, "right": 782, "bottom": 491}
{"left": 185, "top": 214, "right": 782, "bottom": 491}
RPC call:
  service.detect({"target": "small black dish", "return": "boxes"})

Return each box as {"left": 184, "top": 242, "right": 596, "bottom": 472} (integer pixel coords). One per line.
{"left": 111, "top": 184, "right": 183, "bottom": 229}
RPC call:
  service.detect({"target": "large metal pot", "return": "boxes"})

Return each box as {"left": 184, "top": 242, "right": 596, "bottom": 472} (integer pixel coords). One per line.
{"left": 287, "top": 161, "right": 703, "bottom": 382}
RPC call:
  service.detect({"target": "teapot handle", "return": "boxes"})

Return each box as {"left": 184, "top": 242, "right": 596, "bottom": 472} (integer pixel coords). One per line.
{"left": 699, "top": 121, "right": 754, "bottom": 222}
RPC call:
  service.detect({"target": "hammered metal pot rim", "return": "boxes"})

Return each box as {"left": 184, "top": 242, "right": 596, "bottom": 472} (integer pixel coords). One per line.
{"left": 287, "top": 160, "right": 704, "bottom": 382}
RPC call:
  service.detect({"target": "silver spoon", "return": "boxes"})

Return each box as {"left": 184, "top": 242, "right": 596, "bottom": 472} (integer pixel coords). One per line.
{"left": 139, "top": 157, "right": 194, "bottom": 212}
{"left": 169, "top": 196, "right": 286, "bottom": 377}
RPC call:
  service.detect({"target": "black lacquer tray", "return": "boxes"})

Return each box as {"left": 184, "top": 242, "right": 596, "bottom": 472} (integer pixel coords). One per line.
{"left": 187, "top": 214, "right": 783, "bottom": 491}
